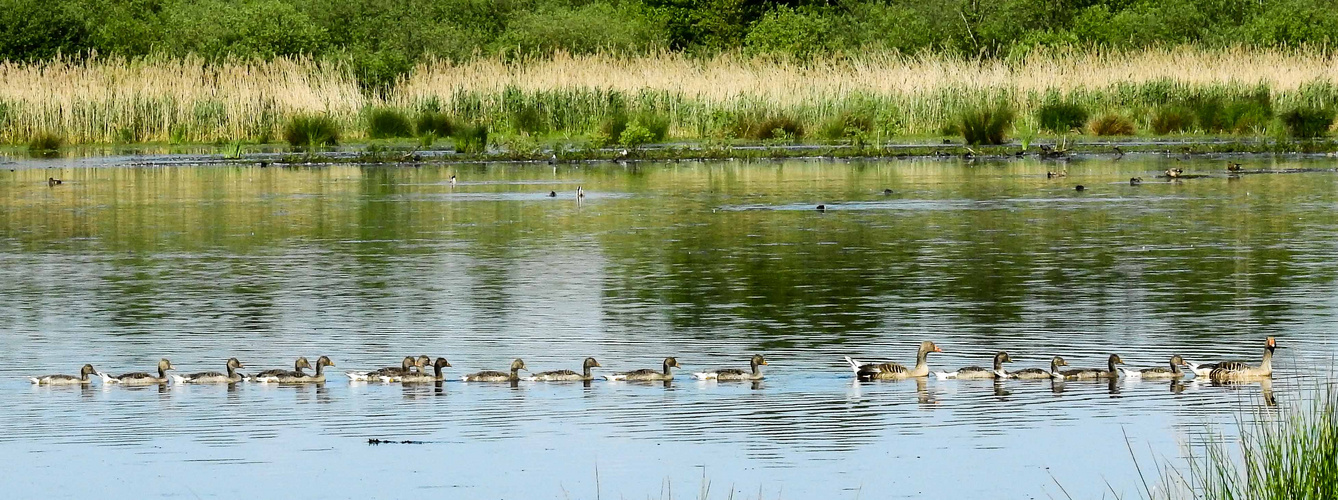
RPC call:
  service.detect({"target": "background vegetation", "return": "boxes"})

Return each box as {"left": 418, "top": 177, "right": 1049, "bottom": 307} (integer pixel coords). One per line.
{"left": 7, "top": 0, "right": 1338, "bottom": 90}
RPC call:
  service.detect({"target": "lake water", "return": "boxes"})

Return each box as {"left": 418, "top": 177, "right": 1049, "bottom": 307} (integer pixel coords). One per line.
{"left": 1, "top": 153, "right": 1334, "bottom": 499}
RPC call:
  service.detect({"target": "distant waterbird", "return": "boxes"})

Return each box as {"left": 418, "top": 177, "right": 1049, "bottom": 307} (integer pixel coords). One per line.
{"left": 577, "top": 186, "right": 585, "bottom": 198}
{"left": 47, "top": 177, "right": 62, "bottom": 186}
{"left": 845, "top": 341, "right": 941, "bottom": 381}
{"left": 1075, "top": 185, "right": 1085, "bottom": 192}
{"left": 548, "top": 191, "right": 557, "bottom": 197}
{"left": 1130, "top": 177, "right": 1143, "bottom": 186}
{"left": 1226, "top": 162, "right": 1243, "bottom": 172}
{"left": 100, "top": 359, "right": 175, "bottom": 385}
{"left": 450, "top": 175, "right": 457, "bottom": 187}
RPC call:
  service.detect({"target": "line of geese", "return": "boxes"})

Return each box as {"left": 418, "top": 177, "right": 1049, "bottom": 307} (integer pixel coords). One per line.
{"left": 847, "top": 337, "right": 1279, "bottom": 383}
{"left": 27, "top": 355, "right": 764, "bottom": 386}
{"left": 27, "top": 337, "right": 1279, "bottom": 387}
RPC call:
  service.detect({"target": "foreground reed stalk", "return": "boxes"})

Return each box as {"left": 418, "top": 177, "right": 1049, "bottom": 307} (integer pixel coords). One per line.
{"left": 1149, "top": 385, "right": 1336, "bottom": 500}
{"left": 5, "top": 47, "right": 1338, "bottom": 145}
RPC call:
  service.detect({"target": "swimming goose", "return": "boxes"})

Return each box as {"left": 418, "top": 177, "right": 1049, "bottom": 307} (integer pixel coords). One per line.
{"left": 693, "top": 354, "right": 768, "bottom": 381}
{"left": 172, "top": 358, "right": 245, "bottom": 384}
{"left": 844, "top": 341, "right": 941, "bottom": 381}
{"left": 935, "top": 351, "right": 1012, "bottom": 380}
{"left": 100, "top": 359, "right": 175, "bottom": 385}
{"left": 1226, "top": 162, "right": 1243, "bottom": 172}
{"left": 1060, "top": 354, "right": 1125, "bottom": 380}
{"left": 1010, "top": 356, "right": 1068, "bottom": 379}
{"left": 1121, "top": 355, "right": 1187, "bottom": 380}
{"left": 395, "top": 358, "right": 452, "bottom": 383}
{"left": 347, "top": 356, "right": 426, "bottom": 382}
{"left": 1204, "top": 337, "right": 1280, "bottom": 382}
{"left": 1165, "top": 168, "right": 1183, "bottom": 178}
{"left": 462, "top": 359, "right": 528, "bottom": 382}
{"left": 262, "top": 356, "right": 334, "bottom": 383}
{"left": 253, "top": 357, "right": 310, "bottom": 380}
{"left": 527, "top": 357, "right": 601, "bottom": 382}
{"left": 30, "top": 364, "right": 98, "bottom": 385}
{"left": 605, "top": 357, "right": 681, "bottom": 381}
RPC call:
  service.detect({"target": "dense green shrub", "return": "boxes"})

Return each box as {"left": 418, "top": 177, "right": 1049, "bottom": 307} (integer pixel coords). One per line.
{"left": 1193, "top": 91, "right": 1273, "bottom": 134}
{"left": 1036, "top": 102, "right": 1089, "bottom": 133}
{"left": 494, "top": 3, "right": 667, "bottom": 58}
{"left": 958, "top": 105, "right": 1014, "bottom": 145}
{"left": 1280, "top": 107, "right": 1335, "bottom": 138}
{"left": 366, "top": 108, "right": 412, "bottom": 139}
{"left": 1089, "top": 114, "right": 1136, "bottom": 136}
{"left": 620, "top": 123, "right": 654, "bottom": 148}
{"left": 744, "top": 6, "right": 830, "bottom": 58}
{"left": 1151, "top": 106, "right": 1196, "bottom": 134}
{"left": 283, "top": 114, "right": 340, "bottom": 148}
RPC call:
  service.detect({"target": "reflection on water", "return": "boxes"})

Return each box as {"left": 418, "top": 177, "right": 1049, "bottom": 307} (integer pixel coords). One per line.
{"left": 0, "top": 157, "right": 1334, "bottom": 499}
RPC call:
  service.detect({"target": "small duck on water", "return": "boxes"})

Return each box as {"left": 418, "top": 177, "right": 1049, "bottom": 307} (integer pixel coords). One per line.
{"left": 100, "top": 359, "right": 175, "bottom": 385}
{"left": 693, "top": 354, "right": 768, "bottom": 381}
{"left": 1060, "top": 354, "right": 1125, "bottom": 380}
{"left": 527, "top": 357, "right": 602, "bottom": 382}
{"left": 845, "top": 341, "right": 941, "bottom": 381}
{"left": 1010, "top": 356, "right": 1067, "bottom": 379}
{"left": 605, "top": 357, "right": 681, "bottom": 381}
{"left": 172, "top": 358, "right": 245, "bottom": 384}
{"left": 1121, "top": 355, "right": 1188, "bottom": 380}
{"left": 935, "top": 351, "right": 1012, "bottom": 380}
{"left": 30, "top": 364, "right": 98, "bottom": 385}
{"left": 462, "top": 359, "right": 528, "bottom": 382}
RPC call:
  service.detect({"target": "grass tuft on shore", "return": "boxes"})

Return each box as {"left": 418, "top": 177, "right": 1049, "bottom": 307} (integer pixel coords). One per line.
{"left": 1090, "top": 114, "right": 1136, "bottom": 136}
{"left": 367, "top": 108, "right": 413, "bottom": 139}
{"left": 1280, "top": 107, "right": 1335, "bottom": 138}
{"left": 959, "top": 104, "right": 1013, "bottom": 145}
{"left": 27, "top": 131, "right": 63, "bottom": 157}
{"left": 284, "top": 115, "right": 341, "bottom": 149}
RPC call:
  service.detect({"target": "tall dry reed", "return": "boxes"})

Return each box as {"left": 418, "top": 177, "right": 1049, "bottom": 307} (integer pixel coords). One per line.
{"left": 5, "top": 47, "right": 1338, "bottom": 144}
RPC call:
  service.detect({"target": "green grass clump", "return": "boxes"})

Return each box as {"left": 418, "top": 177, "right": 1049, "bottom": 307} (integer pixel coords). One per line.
{"left": 1036, "top": 101, "right": 1088, "bottom": 133}
{"left": 27, "top": 132, "right": 64, "bottom": 157}
{"left": 819, "top": 111, "right": 875, "bottom": 140}
{"left": 415, "top": 111, "right": 455, "bottom": 138}
{"left": 1151, "top": 106, "right": 1195, "bottom": 134}
{"left": 1193, "top": 92, "right": 1273, "bottom": 134}
{"left": 1089, "top": 114, "right": 1136, "bottom": 136}
{"left": 283, "top": 114, "right": 340, "bottom": 148}
{"left": 733, "top": 113, "right": 804, "bottom": 140}
{"left": 367, "top": 108, "right": 413, "bottom": 139}
{"left": 1280, "top": 107, "right": 1335, "bottom": 138}
{"left": 510, "top": 103, "right": 548, "bottom": 135}
{"left": 958, "top": 104, "right": 1014, "bottom": 145}
{"left": 600, "top": 111, "right": 668, "bottom": 145}
{"left": 453, "top": 123, "right": 489, "bottom": 153}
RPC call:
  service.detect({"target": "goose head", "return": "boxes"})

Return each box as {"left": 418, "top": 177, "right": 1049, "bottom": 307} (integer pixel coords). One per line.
{"left": 510, "top": 359, "right": 528, "bottom": 372}
{"left": 1051, "top": 356, "right": 1068, "bottom": 368}
{"left": 433, "top": 357, "right": 451, "bottom": 369}
{"left": 80, "top": 364, "right": 98, "bottom": 377}
{"left": 158, "top": 359, "right": 176, "bottom": 372}
{"left": 315, "top": 356, "right": 335, "bottom": 368}
{"left": 1169, "top": 355, "right": 1186, "bottom": 366}
{"left": 399, "top": 357, "right": 416, "bottom": 370}
{"left": 663, "top": 357, "right": 682, "bottom": 369}
{"left": 583, "top": 357, "right": 601, "bottom": 369}
{"left": 918, "top": 341, "right": 943, "bottom": 357}
{"left": 227, "top": 358, "right": 245, "bottom": 370}
{"left": 751, "top": 354, "right": 768, "bottom": 368}
{"left": 1265, "top": 336, "right": 1279, "bottom": 352}
{"left": 417, "top": 355, "right": 432, "bottom": 369}
{"left": 294, "top": 357, "right": 312, "bottom": 370}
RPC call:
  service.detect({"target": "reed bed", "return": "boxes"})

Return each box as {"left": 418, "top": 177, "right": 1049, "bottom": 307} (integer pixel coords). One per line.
{"left": 5, "top": 47, "right": 1338, "bottom": 145}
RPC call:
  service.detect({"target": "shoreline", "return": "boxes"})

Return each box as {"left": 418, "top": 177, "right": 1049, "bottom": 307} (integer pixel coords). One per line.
{"left": 6, "top": 137, "right": 1338, "bottom": 168}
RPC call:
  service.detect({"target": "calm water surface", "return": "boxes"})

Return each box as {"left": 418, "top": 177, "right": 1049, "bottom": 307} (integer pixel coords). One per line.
{"left": 1, "top": 154, "right": 1336, "bottom": 499}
